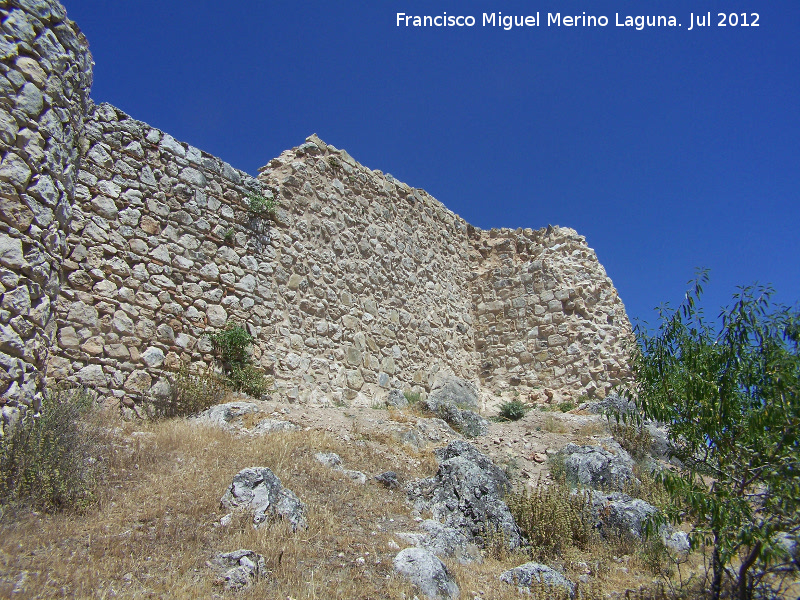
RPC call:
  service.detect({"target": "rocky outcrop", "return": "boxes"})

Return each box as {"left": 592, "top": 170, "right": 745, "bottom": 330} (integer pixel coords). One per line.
{"left": 209, "top": 549, "right": 266, "bottom": 590}
{"left": 397, "top": 519, "right": 482, "bottom": 565}
{"left": 393, "top": 547, "right": 459, "bottom": 600}
{"left": 558, "top": 440, "right": 636, "bottom": 490}
{"left": 406, "top": 440, "right": 523, "bottom": 549}
{"left": 499, "top": 562, "right": 575, "bottom": 598}
{"left": 220, "top": 467, "right": 307, "bottom": 531}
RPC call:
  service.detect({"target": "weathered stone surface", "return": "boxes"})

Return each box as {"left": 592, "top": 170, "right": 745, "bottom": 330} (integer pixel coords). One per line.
{"left": 209, "top": 549, "right": 266, "bottom": 590}
{"left": 386, "top": 388, "right": 408, "bottom": 409}
{"left": 558, "top": 440, "right": 636, "bottom": 490}
{"left": 398, "top": 519, "right": 483, "bottom": 565}
{"left": 220, "top": 467, "right": 307, "bottom": 531}
{"left": 75, "top": 364, "right": 106, "bottom": 387}
{"left": 190, "top": 401, "right": 261, "bottom": 428}
{"left": 428, "top": 374, "right": 480, "bottom": 411}
{"left": 393, "top": 547, "right": 459, "bottom": 600}
{"left": 499, "top": 562, "right": 575, "bottom": 598}
{"left": 406, "top": 440, "right": 522, "bottom": 549}
{"left": 140, "top": 346, "right": 165, "bottom": 368}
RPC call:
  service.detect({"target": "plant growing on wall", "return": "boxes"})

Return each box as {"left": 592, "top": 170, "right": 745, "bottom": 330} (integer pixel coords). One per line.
{"left": 245, "top": 190, "right": 276, "bottom": 219}
{"left": 206, "top": 322, "right": 272, "bottom": 399}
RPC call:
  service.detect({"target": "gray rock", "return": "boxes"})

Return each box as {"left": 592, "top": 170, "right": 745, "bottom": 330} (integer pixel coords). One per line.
{"left": 374, "top": 471, "right": 400, "bottom": 489}
{"left": 581, "top": 490, "right": 689, "bottom": 554}
{"left": 221, "top": 467, "right": 307, "bottom": 531}
{"left": 406, "top": 440, "right": 523, "bottom": 549}
{"left": 251, "top": 419, "right": 299, "bottom": 435}
{"left": 190, "top": 401, "right": 261, "bottom": 427}
{"left": 393, "top": 547, "right": 459, "bottom": 599}
{"left": 209, "top": 549, "right": 266, "bottom": 590}
{"left": 314, "top": 452, "right": 366, "bottom": 484}
{"left": 428, "top": 374, "right": 479, "bottom": 411}
{"left": 398, "top": 519, "right": 482, "bottom": 564}
{"left": 75, "top": 364, "right": 106, "bottom": 387}
{"left": 558, "top": 440, "right": 636, "bottom": 490}
{"left": 499, "top": 562, "right": 575, "bottom": 598}
{"left": 422, "top": 399, "right": 488, "bottom": 438}
{"left": 0, "top": 233, "right": 25, "bottom": 270}
{"left": 140, "top": 346, "right": 165, "bottom": 368}
{"left": 579, "top": 392, "right": 637, "bottom": 415}
{"left": 386, "top": 388, "right": 408, "bottom": 409}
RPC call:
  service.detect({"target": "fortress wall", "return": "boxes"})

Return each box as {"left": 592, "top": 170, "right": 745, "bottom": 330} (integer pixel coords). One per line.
{"left": 468, "top": 226, "right": 631, "bottom": 401}
{"left": 0, "top": 0, "right": 92, "bottom": 413}
{"left": 48, "top": 106, "right": 479, "bottom": 407}
{"left": 0, "top": 2, "right": 631, "bottom": 410}
{"left": 48, "top": 103, "right": 265, "bottom": 406}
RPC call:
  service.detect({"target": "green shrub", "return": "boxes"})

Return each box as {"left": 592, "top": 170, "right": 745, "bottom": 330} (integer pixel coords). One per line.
{"left": 227, "top": 363, "right": 273, "bottom": 398}
{"left": 557, "top": 401, "right": 575, "bottom": 413}
{"left": 161, "top": 363, "right": 228, "bottom": 418}
{"left": 498, "top": 399, "right": 530, "bottom": 421}
{"left": 245, "top": 191, "right": 276, "bottom": 219}
{"left": 0, "top": 387, "right": 107, "bottom": 512}
{"left": 609, "top": 421, "right": 653, "bottom": 461}
{"left": 206, "top": 322, "right": 272, "bottom": 399}
{"left": 403, "top": 390, "right": 421, "bottom": 404}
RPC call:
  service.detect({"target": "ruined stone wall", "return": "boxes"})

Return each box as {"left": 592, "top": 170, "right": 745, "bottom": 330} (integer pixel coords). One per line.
{"left": 468, "top": 226, "right": 631, "bottom": 402}
{"left": 49, "top": 107, "right": 478, "bottom": 407}
{"left": 2, "top": 0, "right": 633, "bottom": 417}
{"left": 0, "top": 0, "right": 92, "bottom": 414}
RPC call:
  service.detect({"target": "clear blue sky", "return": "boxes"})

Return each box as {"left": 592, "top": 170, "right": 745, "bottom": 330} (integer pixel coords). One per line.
{"left": 63, "top": 0, "right": 799, "bottom": 327}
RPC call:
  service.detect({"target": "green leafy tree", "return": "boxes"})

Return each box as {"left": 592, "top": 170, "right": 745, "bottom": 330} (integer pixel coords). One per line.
{"left": 624, "top": 273, "right": 799, "bottom": 600}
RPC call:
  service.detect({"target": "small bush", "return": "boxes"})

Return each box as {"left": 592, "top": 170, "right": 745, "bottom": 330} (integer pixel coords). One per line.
{"left": 161, "top": 363, "right": 228, "bottom": 418}
{"left": 0, "top": 387, "right": 107, "bottom": 512}
{"left": 507, "top": 477, "right": 597, "bottom": 559}
{"left": 609, "top": 421, "right": 653, "bottom": 461}
{"left": 403, "top": 390, "right": 421, "bottom": 404}
{"left": 245, "top": 191, "right": 276, "bottom": 219}
{"left": 557, "top": 401, "right": 576, "bottom": 413}
{"left": 498, "top": 399, "right": 530, "bottom": 421}
{"left": 227, "top": 363, "right": 273, "bottom": 398}
{"left": 207, "top": 322, "right": 272, "bottom": 399}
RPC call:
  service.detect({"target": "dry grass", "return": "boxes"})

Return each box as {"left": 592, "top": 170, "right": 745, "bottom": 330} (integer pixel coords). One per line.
{"left": 542, "top": 414, "right": 569, "bottom": 434}
{"left": 2, "top": 408, "right": 773, "bottom": 599}
{"left": 0, "top": 419, "right": 420, "bottom": 599}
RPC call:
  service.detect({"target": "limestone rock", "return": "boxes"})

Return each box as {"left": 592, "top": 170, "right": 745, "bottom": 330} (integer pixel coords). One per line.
{"left": 499, "top": 562, "right": 575, "bottom": 598}
{"left": 209, "top": 549, "right": 266, "bottom": 590}
{"left": 558, "top": 440, "right": 636, "bottom": 490}
{"left": 397, "top": 519, "right": 483, "bottom": 565}
{"left": 221, "top": 467, "right": 307, "bottom": 531}
{"left": 386, "top": 388, "right": 408, "bottom": 409}
{"left": 406, "top": 440, "right": 522, "bottom": 549}
{"left": 393, "top": 547, "right": 459, "bottom": 600}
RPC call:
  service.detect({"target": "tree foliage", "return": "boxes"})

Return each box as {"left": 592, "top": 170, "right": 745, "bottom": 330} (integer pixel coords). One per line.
{"left": 624, "top": 272, "right": 799, "bottom": 599}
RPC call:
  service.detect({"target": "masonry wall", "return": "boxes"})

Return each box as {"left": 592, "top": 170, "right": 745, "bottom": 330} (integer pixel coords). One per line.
{"left": 46, "top": 101, "right": 631, "bottom": 409}
{"left": 468, "top": 226, "right": 631, "bottom": 401}
{"left": 0, "top": 0, "right": 92, "bottom": 418}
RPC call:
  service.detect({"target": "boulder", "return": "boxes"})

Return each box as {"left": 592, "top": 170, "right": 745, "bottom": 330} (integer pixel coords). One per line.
{"left": 581, "top": 490, "right": 690, "bottom": 554}
{"left": 209, "top": 549, "right": 266, "bottom": 590}
{"left": 428, "top": 374, "right": 479, "bottom": 411}
{"left": 499, "top": 562, "right": 575, "bottom": 598}
{"left": 422, "top": 397, "right": 489, "bottom": 438}
{"left": 190, "top": 401, "right": 260, "bottom": 429}
{"left": 393, "top": 547, "right": 459, "bottom": 599}
{"left": 558, "top": 439, "right": 636, "bottom": 490}
{"left": 221, "top": 467, "right": 307, "bottom": 531}
{"left": 397, "top": 519, "right": 482, "bottom": 564}
{"left": 578, "top": 392, "right": 636, "bottom": 416}
{"left": 251, "top": 418, "right": 300, "bottom": 435}
{"left": 386, "top": 388, "right": 408, "bottom": 409}
{"left": 406, "top": 440, "right": 523, "bottom": 549}
{"left": 314, "top": 451, "right": 367, "bottom": 484}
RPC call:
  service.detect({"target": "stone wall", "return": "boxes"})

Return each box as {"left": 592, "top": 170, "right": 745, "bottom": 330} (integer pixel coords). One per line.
{"left": 0, "top": 0, "right": 92, "bottom": 415}
{"left": 468, "top": 226, "right": 631, "bottom": 402}
{"left": 46, "top": 102, "right": 630, "bottom": 408}
{"left": 0, "top": 1, "right": 633, "bottom": 412}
